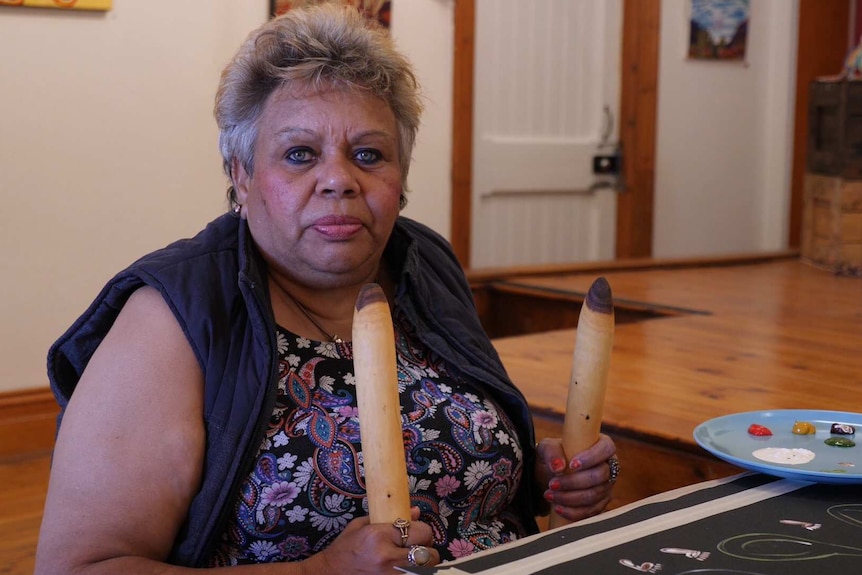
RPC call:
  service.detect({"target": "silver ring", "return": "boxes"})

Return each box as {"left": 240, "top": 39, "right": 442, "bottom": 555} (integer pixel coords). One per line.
{"left": 608, "top": 455, "right": 621, "bottom": 485}
{"left": 393, "top": 517, "right": 410, "bottom": 547}
{"left": 408, "top": 544, "right": 432, "bottom": 567}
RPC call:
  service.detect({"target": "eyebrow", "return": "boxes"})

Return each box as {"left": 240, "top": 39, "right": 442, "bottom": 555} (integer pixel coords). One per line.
{"left": 275, "top": 127, "right": 315, "bottom": 137}
{"left": 275, "top": 127, "right": 397, "bottom": 144}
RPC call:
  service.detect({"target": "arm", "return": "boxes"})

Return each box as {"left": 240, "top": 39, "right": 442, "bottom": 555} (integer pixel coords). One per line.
{"left": 35, "top": 286, "right": 207, "bottom": 573}
{"left": 35, "top": 287, "right": 438, "bottom": 574}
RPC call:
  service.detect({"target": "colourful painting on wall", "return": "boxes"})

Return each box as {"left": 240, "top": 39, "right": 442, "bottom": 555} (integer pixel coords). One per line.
{"left": 688, "top": 0, "right": 749, "bottom": 61}
{"left": 270, "top": 0, "right": 390, "bottom": 29}
{"left": 0, "top": 0, "right": 111, "bottom": 10}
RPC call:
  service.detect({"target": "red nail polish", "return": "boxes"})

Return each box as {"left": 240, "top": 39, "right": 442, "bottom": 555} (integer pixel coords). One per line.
{"left": 554, "top": 505, "right": 565, "bottom": 515}
{"left": 543, "top": 490, "right": 554, "bottom": 502}
{"left": 551, "top": 457, "right": 565, "bottom": 473}
{"left": 569, "top": 458, "right": 582, "bottom": 470}
{"left": 549, "top": 478, "right": 561, "bottom": 491}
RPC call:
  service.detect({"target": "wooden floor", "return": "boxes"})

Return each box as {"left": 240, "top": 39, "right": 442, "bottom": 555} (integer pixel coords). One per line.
{"left": 0, "top": 452, "right": 50, "bottom": 575}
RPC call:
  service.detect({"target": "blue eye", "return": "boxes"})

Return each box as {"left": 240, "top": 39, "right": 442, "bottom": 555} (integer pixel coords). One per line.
{"left": 355, "top": 149, "right": 382, "bottom": 164}
{"left": 286, "top": 147, "right": 314, "bottom": 163}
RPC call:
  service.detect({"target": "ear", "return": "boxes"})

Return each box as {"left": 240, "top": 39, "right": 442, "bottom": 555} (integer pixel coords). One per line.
{"left": 232, "top": 158, "right": 251, "bottom": 206}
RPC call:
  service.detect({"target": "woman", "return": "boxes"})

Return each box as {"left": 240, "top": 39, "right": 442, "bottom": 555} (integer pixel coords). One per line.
{"left": 35, "top": 3, "right": 617, "bottom": 573}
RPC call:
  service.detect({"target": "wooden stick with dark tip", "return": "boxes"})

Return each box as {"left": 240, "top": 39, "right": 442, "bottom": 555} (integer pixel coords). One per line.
{"left": 352, "top": 283, "right": 412, "bottom": 525}
{"left": 548, "top": 276, "right": 615, "bottom": 529}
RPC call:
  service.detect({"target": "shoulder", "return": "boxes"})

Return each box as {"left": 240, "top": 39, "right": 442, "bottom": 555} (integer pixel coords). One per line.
{"left": 389, "top": 216, "right": 474, "bottom": 306}
{"left": 89, "top": 285, "right": 202, "bottom": 388}
{"left": 393, "top": 216, "right": 451, "bottom": 249}
{"left": 131, "top": 213, "right": 241, "bottom": 279}
{"left": 129, "top": 214, "right": 245, "bottom": 341}
{"left": 391, "top": 217, "right": 463, "bottom": 270}
{"left": 48, "top": 214, "right": 245, "bottom": 406}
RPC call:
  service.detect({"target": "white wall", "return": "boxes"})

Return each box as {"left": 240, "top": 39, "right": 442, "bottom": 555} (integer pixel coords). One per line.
{"left": 0, "top": 0, "right": 454, "bottom": 393}
{"left": 0, "top": 0, "right": 803, "bottom": 394}
{"left": 392, "top": 0, "right": 454, "bottom": 234}
{"left": 652, "top": 0, "right": 798, "bottom": 257}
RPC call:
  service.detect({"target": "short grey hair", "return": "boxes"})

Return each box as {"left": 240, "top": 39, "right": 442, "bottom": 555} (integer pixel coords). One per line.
{"left": 215, "top": 2, "right": 423, "bottom": 210}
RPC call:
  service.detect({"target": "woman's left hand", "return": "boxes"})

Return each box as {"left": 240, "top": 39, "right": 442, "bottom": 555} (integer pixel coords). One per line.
{"left": 535, "top": 434, "right": 618, "bottom": 522}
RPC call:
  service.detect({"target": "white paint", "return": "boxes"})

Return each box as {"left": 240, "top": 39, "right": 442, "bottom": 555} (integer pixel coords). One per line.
{"left": 753, "top": 447, "right": 816, "bottom": 465}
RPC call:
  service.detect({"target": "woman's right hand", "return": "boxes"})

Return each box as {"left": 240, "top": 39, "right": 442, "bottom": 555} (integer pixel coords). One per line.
{"left": 306, "top": 507, "right": 440, "bottom": 574}
{"left": 35, "top": 287, "right": 439, "bottom": 575}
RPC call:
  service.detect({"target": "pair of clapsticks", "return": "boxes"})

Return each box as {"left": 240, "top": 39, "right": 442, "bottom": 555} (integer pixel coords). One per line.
{"left": 353, "top": 278, "right": 614, "bottom": 529}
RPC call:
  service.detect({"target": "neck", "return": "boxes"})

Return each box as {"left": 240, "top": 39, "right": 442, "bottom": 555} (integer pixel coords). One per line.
{"left": 268, "top": 268, "right": 393, "bottom": 343}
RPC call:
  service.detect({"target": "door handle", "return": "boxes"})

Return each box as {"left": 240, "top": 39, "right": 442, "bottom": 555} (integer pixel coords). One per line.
{"left": 600, "top": 105, "right": 614, "bottom": 147}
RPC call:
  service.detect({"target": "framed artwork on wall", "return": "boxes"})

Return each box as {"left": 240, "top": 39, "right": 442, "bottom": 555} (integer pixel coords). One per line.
{"left": 0, "top": 0, "right": 111, "bottom": 10}
{"left": 688, "top": 0, "right": 749, "bottom": 61}
{"left": 270, "top": 0, "right": 390, "bottom": 28}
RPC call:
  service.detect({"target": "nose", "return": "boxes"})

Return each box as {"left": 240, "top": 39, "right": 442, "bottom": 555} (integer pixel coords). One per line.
{"left": 317, "top": 155, "right": 359, "bottom": 198}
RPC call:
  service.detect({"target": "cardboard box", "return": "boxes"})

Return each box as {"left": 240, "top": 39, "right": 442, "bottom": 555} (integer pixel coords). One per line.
{"left": 801, "top": 173, "right": 862, "bottom": 276}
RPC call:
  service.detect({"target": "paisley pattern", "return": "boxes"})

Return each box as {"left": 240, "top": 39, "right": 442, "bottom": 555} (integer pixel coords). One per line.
{"left": 205, "top": 307, "right": 526, "bottom": 566}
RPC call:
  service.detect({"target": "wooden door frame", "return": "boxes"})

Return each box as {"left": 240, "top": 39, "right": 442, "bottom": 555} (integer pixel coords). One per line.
{"left": 451, "top": 0, "right": 475, "bottom": 268}
{"left": 788, "top": 0, "right": 852, "bottom": 248}
{"left": 450, "top": 0, "right": 660, "bottom": 268}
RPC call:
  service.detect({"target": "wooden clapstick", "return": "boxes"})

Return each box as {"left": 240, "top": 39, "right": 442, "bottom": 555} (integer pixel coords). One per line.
{"left": 352, "top": 283, "right": 412, "bottom": 525}
{"left": 548, "top": 276, "right": 614, "bottom": 529}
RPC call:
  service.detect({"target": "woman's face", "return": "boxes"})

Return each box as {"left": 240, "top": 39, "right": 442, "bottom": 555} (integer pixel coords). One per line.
{"left": 234, "top": 85, "right": 403, "bottom": 289}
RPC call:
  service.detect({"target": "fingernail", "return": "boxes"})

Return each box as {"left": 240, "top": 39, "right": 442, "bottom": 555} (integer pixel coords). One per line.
{"left": 543, "top": 490, "right": 554, "bottom": 502}
{"left": 554, "top": 505, "right": 565, "bottom": 515}
{"left": 569, "top": 458, "right": 582, "bottom": 470}
{"left": 551, "top": 457, "right": 566, "bottom": 473}
{"left": 549, "top": 478, "right": 561, "bottom": 491}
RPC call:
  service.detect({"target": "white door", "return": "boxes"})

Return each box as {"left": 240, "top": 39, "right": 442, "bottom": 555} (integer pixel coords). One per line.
{"left": 471, "top": 0, "right": 623, "bottom": 268}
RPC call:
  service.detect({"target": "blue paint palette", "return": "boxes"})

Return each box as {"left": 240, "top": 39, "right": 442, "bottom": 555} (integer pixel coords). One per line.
{"left": 694, "top": 410, "right": 862, "bottom": 484}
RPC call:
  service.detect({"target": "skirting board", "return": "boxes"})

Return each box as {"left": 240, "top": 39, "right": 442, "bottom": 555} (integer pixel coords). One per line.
{"left": 0, "top": 388, "right": 58, "bottom": 459}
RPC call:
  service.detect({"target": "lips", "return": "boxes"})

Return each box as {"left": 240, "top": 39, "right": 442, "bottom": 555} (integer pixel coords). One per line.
{"left": 311, "top": 215, "right": 364, "bottom": 240}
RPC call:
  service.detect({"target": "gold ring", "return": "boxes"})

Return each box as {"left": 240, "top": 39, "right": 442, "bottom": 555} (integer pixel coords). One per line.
{"left": 393, "top": 517, "right": 410, "bottom": 547}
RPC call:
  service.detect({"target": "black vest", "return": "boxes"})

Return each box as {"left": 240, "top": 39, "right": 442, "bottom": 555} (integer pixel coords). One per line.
{"left": 48, "top": 213, "right": 540, "bottom": 565}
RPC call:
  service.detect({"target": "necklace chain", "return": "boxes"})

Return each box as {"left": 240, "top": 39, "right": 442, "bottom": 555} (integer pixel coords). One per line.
{"left": 286, "top": 291, "right": 343, "bottom": 343}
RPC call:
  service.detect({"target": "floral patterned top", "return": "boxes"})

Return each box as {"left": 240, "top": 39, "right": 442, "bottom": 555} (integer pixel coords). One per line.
{"left": 204, "top": 306, "right": 527, "bottom": 566}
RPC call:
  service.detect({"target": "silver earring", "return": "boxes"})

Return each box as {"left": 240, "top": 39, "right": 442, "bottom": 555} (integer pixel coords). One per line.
{"left": 233, "top": 204, "right": 242, "bottom": 215}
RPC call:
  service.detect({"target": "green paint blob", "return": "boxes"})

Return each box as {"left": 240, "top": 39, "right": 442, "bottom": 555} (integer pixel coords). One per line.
{"left": 824, "top": 437, "right": 856, "bottom": 448}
